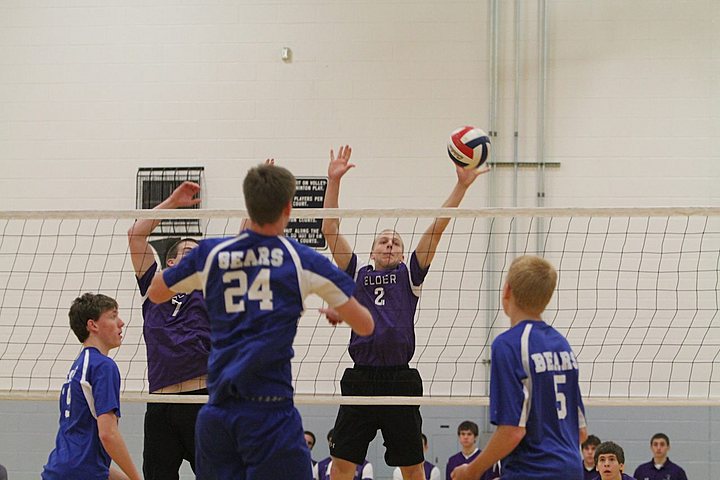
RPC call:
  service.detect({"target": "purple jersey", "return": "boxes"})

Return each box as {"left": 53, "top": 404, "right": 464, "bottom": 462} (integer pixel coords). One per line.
{"left": 138, "top": 262, "right": 211, "bottom": 392}
{"left": 446, "top": 450, "right": 498, "bottom": 480}
{"left": 424, "top": 461, "right": 437, "bottom": 480}
{"left": 490, "top": 320, "right": 586, "bottom": 480}
{"left": 345, "top": 252, "right": 428, "bottom": 366}
{"left": 42, "top": 348, "right": 121, "bottom": 480}
{"left": 633, "top": 459, "right": 687, "bottom": 480}
{"left": 583, "top": 463, "right": 597, "bottom": 480}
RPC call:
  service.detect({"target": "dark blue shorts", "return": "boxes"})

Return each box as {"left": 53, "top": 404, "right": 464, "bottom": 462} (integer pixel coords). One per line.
{"left": 195, "top": 399, "right": 312, "bottom": 480}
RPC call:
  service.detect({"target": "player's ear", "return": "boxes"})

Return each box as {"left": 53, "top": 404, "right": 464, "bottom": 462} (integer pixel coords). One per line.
{"left": 502, "top": 282, "right": 511, "bottom": 300}
{"left": 86, "top": 318, "right": 98, "bottom": 333}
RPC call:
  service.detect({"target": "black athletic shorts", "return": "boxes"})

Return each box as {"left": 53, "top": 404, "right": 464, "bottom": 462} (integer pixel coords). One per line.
{"left": 330, "top": 365, "right": 424, "bottom": 467}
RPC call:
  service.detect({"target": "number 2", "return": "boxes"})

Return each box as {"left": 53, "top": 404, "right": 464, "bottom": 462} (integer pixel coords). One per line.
{"left": 374, "top": 287, "right": 385, "bottom": 306}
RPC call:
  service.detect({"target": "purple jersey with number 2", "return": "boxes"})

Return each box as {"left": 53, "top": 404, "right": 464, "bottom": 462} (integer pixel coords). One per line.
{"left": 345, "top": 252, "right": 429, "bottom": 366}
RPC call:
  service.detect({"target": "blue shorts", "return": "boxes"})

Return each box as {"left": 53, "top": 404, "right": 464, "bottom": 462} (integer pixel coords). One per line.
{"left": 195, "top": 399, "right": 312, "bottom": 480}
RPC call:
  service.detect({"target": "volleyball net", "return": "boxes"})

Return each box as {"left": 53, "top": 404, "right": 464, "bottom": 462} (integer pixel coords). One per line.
{"left": 2, "top": 207, "right": 720, "bottom": 406}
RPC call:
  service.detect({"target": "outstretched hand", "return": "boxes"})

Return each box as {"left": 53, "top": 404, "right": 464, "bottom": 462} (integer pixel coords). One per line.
{"left": 167, "top": 181, "right": 201, "bottom": 209}
{"left": 265, "top": 158, "right": 275, "bottom": 166}
{"left": 319, "top": 307, "right": 343, "bottom": 326}
{"left": 327, "top": 145, "right": 355, "bottom": 181}
{"left": 456, "top": 163, "right": 491, "bottom": 188}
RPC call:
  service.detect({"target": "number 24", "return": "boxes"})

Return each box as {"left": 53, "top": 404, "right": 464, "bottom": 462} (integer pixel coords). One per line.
{"left": 223, "top": 269, "right": 274, "bottom": 313}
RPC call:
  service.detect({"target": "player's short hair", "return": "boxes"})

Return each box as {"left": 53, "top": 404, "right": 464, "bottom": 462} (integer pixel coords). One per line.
{"left": 69, "top": 293, "right": 118, "bottom": 343}
{"left": 304, "top": 430, "right": 316, "bottom": 447}
{"left": 327, "top": 428, "right": 334, "bottom": 442}
{"left": 505, "top": 255, "right": 557, "bottom": 314}
{"left": 650, "top": 433, "right": 670, "bottom": 445}
{"left": 165, "top": 237, "right": 199, "bottom": 265}
{"left": 421, "top": 433, "right": 428, "bottom": 446}
{"left": 457, "top": 420, "right": 479, "bottom": 437}
{"left": 243, "top": 164, "right": 296, "bottom": 226}
{"left": 371, "top": 229, "right": 404, "bottom": 252}
{"left": 594, "top": 441, "right": 625, "bottom": 465}
{"left": 582, "top": 434, "right": 602, "bottom": 449}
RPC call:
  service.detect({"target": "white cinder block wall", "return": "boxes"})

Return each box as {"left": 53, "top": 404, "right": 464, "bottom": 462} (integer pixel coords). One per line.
{"left": 1, "top": 0, "right": 719, "bottom": 478}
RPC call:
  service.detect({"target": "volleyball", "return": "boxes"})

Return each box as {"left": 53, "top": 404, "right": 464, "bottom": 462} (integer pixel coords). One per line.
{"left": 447, "top": 126, "right": 491, "bottom": 169}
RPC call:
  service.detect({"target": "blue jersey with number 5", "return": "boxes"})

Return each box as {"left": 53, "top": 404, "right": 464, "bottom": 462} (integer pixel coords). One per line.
{"left": 163, "top": 230, "right": 356, "bottom": 404}
{"left": 490, "top": 320, "right": 586, "bottom": 480}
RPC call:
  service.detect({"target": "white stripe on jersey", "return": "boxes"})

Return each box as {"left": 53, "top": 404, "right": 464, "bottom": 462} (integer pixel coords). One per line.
{"left": 406, "top": 264, "right": 423, "bottom": 298}
{"left": 518, "top": 322, "right": 534, "bottom": 427}
{"left": 305, "top": 270, "right": 351, "bottom": 308}
{"left": 79, "top": 349, "right": 97, "bottom": 419}
{"left": 578, "top": 406, "right": 587, "bottom": 429}
{"left": 280, "top": 237, "right": 350, "bottom": 309}
{"left": 279, "top": 236, "right": 307, "bottom": 306}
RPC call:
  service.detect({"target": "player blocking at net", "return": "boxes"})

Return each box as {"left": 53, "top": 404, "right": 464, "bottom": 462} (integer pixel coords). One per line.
{"left": 451, "top": 256, "right": 588, "bottom": 480}
{"left": 320, "top": 145, "right": 489, "bottom": 480}
{"left": 42, "top": 293, "right": 141, "bottom": 480}
{"left": 147, "top": 162, "right": 374, "bottom": 480}
{"left": 127, "top": 180, "right": 211, "bottom": 479}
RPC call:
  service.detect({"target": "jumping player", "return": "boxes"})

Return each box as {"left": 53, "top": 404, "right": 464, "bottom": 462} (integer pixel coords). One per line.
{"left": 321, "top": 145, "right": 488, "bottom": 480}
{"left": 148, "top": 162, "right": 374, "bottom": 480}
{"left": 128, "top": 180, "right": 211, "bottom": 479}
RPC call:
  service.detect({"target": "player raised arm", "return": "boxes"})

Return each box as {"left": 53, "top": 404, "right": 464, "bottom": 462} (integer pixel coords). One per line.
{"left": 127, "top": 181, "right": 201, "bottom": 277}
{"left": 414, "top": 164, "right": 490, "bottom": 270}
{"left": 321, "top": 145, "right": 355, "bottom": 271}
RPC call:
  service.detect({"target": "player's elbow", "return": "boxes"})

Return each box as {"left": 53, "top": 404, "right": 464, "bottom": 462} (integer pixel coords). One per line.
{"left": 353, "top": 311, "right": 375, "bottom": 337}
{"left": 98, "top": 428, "right": 116, "bottom": 447}
{"left": 508, "top": 426, "right": 526, "bottom": 446}
{"left": 147, "top": 286, "right": 171, "bottom": 304}
{"left": 97, "top": 413, "right": 119, "bottom": 448}
{"left": 354, "top": 320, "right": 374, "bottom": 337}
{"left": 147, "top": 275, "right": 173, "bottom": 304}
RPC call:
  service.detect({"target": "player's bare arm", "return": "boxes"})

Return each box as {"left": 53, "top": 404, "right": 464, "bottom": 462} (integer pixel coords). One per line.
{"left": 147, "top": 272, "right": 176, "bottom": 304}
{"left": 128, "top": 181, "right": 201, "bottom": 277}
{"left": 321, "top": 145, "right": 355, "bottom": 271}
{"left": 320, "top": 299, "right": 374, "bottom": 336}
{"left": 97, "top": 412, "right": 142, "bottom": 480}
{"left": 415, "top": 164, "right": 490, "bottom": 269}
{"left": 324, "top": 298, "right": 374, "bottom": 336}
{"left": 579, "top": 426, "right": 588, "bottom": 445}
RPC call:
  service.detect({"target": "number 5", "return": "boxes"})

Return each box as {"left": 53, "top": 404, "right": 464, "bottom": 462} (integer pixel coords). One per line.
{"left": 554, "top": 374, "right": 567, "bottom": 420}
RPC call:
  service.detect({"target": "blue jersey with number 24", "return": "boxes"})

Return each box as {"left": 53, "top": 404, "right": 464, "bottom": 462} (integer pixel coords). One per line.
{"left": 163, "top": 231, "right": 356, "bottom": 404}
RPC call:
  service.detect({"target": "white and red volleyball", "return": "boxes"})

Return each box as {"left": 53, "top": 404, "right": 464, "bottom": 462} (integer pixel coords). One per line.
{"left": 447, "top": 126, "right": 491, "bottom": 169}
